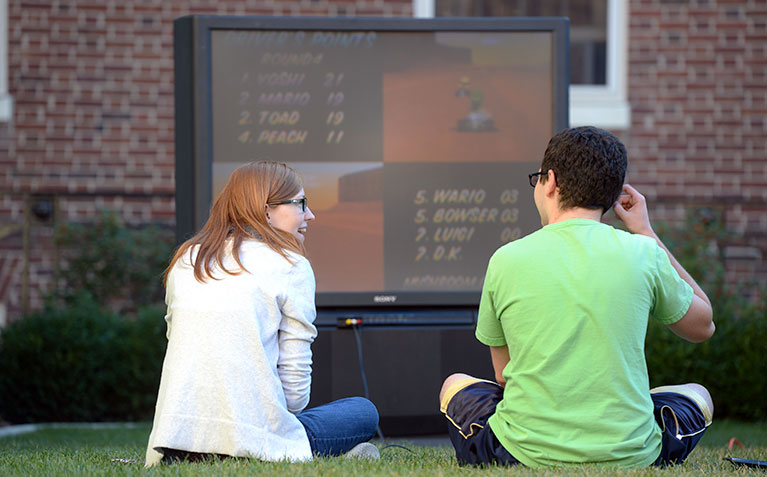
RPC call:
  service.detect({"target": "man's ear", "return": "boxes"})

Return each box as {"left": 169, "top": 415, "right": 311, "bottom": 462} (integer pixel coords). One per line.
{"left": 544, "top": 169, "right": 558, "bottom": 196}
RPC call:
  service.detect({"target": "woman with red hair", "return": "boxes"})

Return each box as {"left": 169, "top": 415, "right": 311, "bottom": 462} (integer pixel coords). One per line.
{"left": 146, "top": 161, "right": 379, "bottom": 465}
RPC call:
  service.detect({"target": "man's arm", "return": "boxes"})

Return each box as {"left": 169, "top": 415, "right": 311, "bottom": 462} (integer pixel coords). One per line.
{"left": 490, "top": 345, "right": 510, "bottom": 386}
{"left": 613, "top": 184, "right": 715, "bottom": 343}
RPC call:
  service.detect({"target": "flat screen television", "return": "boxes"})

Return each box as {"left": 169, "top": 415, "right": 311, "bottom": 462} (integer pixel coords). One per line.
{"left": 173, "top": 15, "right": 569, "bottom": 310}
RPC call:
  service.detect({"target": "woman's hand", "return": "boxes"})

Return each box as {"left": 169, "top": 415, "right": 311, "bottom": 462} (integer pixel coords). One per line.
{"left": 613, "top": 184, "right": 654, "bottom": 237}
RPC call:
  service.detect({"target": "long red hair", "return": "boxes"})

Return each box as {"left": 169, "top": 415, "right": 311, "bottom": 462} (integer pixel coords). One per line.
{"left": 165, "top": 161, "right": 306, "bottom": 285}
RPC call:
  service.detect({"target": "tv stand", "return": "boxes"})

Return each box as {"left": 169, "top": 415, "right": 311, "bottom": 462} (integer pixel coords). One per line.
{"left": 308, "top": 307, "right": 493, "bottom": 436}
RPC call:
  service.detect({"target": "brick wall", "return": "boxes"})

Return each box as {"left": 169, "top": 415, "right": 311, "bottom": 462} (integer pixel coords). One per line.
{"left": 0, "top": 0, "right": 412, "bottom": 318}
{"left": 1, "top": 0, "right": 764, "bottom": 320}
{"left": 625, "top": 0, "right": 767, "bottom": 298}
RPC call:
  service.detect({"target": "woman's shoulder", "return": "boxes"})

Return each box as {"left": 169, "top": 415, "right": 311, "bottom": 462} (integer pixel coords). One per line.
{"left": 240, "top": 239, "right": 312, "bottom": 270}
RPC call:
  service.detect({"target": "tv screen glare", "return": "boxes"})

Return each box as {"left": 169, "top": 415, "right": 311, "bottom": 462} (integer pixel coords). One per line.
{"left": 174, "top": 16, "right": 569, "bottom": 307}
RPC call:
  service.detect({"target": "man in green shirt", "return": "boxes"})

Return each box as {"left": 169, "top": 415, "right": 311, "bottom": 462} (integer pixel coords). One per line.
{"left": 440, "top": 126, "right": 715, "bottom": 468}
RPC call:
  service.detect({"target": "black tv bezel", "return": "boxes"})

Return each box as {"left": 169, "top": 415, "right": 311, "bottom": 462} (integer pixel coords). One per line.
{"left": 173, "top": 14, "right": 570, "bottom": 308}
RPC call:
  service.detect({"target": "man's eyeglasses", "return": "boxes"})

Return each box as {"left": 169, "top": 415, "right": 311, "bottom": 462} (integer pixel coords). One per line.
{"left": 267, "top": 197, "right": 308, "bottom": 212}
{"left": 528, "top": 171, "right": 546, "bottom": 188}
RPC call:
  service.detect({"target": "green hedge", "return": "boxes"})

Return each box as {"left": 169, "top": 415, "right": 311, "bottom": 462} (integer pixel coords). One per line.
{"left": 642, "top": 208, "right": 766, "bottom": 420}
{"left": 645, "top": 294, "right": 766, "bottom": 420}
{"left": 0, "top": 295, "right": 166, "bottom": 423}
{"left": 0, "top": 212, "right": 171, "bottom": 424}
{"left": 52, "top": 210, "right": 174, "bottom": 314}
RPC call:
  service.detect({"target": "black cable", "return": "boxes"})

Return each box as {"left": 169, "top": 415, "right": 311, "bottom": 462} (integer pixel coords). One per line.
{"left": 351, "top": 323, "right": 386, "bottom": 441}
{"left": 379, "top": 443, "right": 416, "bottom": 454}
{"left": 352, "top": 325, "right": 370, "bottom": 398}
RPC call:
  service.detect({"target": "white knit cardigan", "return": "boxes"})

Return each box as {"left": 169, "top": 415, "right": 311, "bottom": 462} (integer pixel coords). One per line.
{"left": 145, "top": 239, "right": 317, "bottom": 465}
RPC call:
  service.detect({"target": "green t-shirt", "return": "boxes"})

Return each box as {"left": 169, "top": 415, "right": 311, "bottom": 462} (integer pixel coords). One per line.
{"left": 476, "top": 218, "right": 693, "bottom": 468}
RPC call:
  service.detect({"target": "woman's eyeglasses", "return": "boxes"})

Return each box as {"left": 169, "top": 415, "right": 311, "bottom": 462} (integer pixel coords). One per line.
{"left": 267, "top": 197, "right": 308, "bottom": 212}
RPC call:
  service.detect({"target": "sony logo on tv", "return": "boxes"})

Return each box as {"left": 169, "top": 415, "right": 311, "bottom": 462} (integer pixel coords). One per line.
{"left": 373, "top": 295, "right": 397, "bottom": 303}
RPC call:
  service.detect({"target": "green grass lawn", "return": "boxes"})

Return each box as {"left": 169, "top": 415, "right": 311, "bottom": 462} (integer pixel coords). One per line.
{"left": 0, "top": 420, "right": 765, "bottom": 476}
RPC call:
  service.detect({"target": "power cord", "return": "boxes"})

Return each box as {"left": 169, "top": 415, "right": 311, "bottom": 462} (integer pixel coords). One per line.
{"left": 350, "top": 322, "right": 386, "bottom": 442}
{"left": 379, "top": 443, "right": 417, "bottom": 454}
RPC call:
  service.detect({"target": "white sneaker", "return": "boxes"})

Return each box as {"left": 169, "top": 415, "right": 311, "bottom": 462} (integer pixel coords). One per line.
{"left": 343, "top": 442, "right": 380, "bottom": 460}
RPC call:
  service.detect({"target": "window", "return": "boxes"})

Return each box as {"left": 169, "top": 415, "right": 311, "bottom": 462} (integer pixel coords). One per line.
{"left": 413, "top": 0, "right": 630, "bottom": 129}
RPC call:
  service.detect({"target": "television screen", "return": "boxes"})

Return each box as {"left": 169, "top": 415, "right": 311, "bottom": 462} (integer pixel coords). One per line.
{"left": 174, "top": 16, "right": 569, "bottom": 308}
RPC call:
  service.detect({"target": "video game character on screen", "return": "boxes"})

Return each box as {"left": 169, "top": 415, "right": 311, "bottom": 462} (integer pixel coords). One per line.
{"left": 454, "top": 77, "right": 496, "bottom": 132}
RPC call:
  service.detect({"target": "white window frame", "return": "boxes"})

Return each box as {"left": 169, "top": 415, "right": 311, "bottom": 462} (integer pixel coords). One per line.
{"left": 413, "top": 0, "right": 630, "bottom": 130}
{"left": 0, "top": 0, "right": 11, "bottom": 122}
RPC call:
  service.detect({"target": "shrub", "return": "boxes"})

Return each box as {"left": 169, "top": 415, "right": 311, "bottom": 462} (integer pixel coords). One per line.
{"left": 0, "top": 212, "right": 172, "bottom": 424}
{"left": 643, "top": 209, "right": 766, "bottom": 420}
{"left": 0, "top": 294, "right": 167, "bottom": 423}
{"left": 52, "top": 211, "right": 174, "bottom": 314}
{"left": 646, "top": 293, "right": 766, "bottom": 420}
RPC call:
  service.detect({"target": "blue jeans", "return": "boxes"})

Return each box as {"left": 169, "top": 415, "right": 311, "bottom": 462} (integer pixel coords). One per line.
{"left": 296, "top": 397, "right": 379, "bottom": 456}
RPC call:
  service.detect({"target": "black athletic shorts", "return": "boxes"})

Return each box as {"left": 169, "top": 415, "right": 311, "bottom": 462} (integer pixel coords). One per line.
{"left": 440, "top": 378, "right": 712, "bottom": 467}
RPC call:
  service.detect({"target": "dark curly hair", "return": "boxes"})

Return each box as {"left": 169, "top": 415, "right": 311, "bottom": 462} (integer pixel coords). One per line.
{"left": 540, "top": 126, "right": 627, "bottom": 213}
